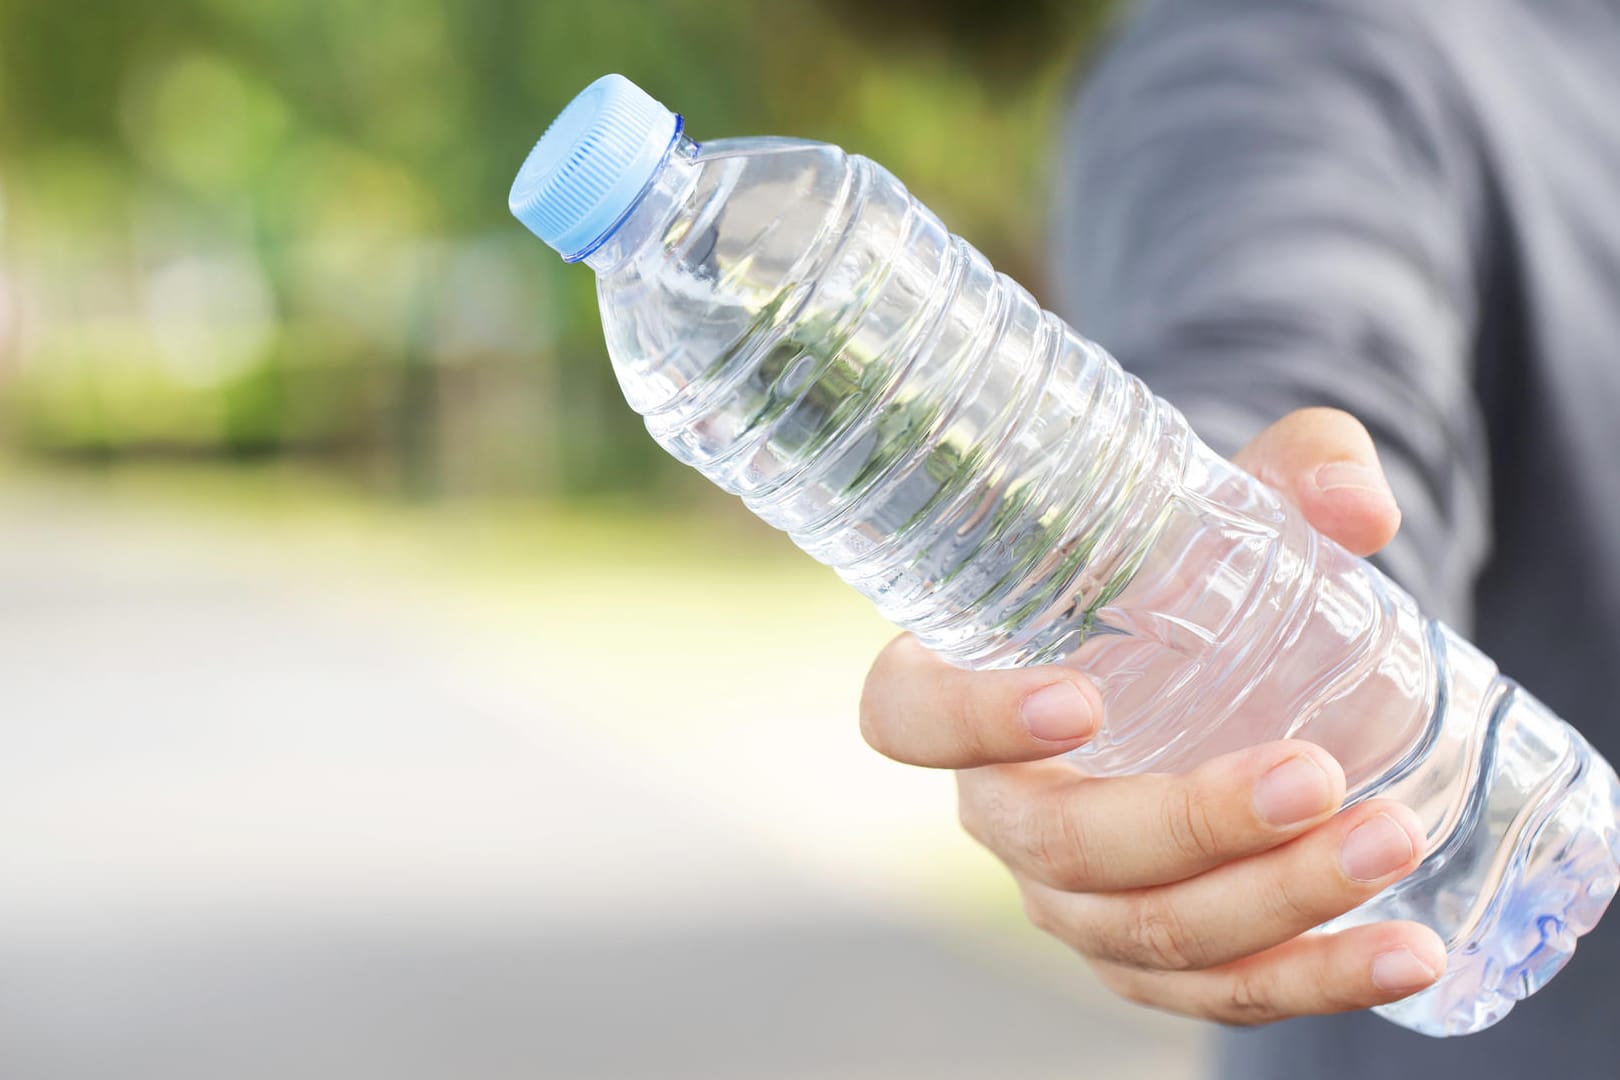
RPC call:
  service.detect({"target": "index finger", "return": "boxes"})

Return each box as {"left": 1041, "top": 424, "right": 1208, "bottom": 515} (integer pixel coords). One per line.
{"left": 1232, "top": 406, "right": 1402, "bottom": 558}
{"left": 859, "top": 634, "right": 1104, "bottom": 768}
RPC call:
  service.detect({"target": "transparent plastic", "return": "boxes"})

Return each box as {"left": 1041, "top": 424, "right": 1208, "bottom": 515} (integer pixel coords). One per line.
{"left": 569, "top": 132, "right": 1620, "bottom": 1036}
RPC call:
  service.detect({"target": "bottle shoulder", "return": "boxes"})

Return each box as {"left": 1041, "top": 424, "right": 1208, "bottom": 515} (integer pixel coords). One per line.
{"left": 690, "top": 134, "right": 839, "bottom": 161}
{"left": 596, "top": 136, "right": 869, "bottom": 414}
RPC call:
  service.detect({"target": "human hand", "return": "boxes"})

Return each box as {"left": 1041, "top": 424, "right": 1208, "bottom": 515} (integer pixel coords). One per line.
{"left": 859, "top": 407, "right": 1444, "bottom": 1025}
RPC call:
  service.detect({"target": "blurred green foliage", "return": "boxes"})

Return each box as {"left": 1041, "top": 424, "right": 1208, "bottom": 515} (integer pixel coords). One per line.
{"left": 0, "top": 0, "right": 1112, "bottom": 498}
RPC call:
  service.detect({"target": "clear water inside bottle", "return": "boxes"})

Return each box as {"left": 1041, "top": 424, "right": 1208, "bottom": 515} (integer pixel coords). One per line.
{"left": 559, "top": 125, "right": 1620, "bottom": 1037}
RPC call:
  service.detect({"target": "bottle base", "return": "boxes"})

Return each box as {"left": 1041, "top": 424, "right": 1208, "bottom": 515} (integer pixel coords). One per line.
{"left": 1366, "top": 720, "right": 1620, "bottom": 1037}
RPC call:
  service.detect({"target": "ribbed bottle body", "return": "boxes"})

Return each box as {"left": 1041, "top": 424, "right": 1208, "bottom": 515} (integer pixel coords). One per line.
{"left": 586, "top": 134, "right": 1620, "bottom": 1036}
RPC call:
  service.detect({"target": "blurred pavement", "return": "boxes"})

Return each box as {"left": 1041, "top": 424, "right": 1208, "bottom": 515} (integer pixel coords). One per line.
{"left": 0, "top": 479, "right": 1206, "bottom": 1079}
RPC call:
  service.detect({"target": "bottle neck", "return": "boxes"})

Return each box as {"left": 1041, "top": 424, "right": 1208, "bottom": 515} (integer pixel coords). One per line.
{"left": 583, "top": 134, "right": 701, "bottom": 274}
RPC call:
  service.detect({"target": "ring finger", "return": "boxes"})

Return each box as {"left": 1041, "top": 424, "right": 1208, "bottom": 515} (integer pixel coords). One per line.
{"left": 1020, "top": 798, "right": 1427, "bottom": 971}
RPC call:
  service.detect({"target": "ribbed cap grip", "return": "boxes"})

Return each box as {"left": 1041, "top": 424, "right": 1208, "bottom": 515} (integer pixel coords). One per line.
{"left": 508, "top": 74, "right": 680, "bottom": 261}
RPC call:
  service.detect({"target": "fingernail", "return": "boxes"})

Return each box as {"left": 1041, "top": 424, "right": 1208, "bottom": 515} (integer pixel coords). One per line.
{"left": 1252, "top": 755, "right": 1335, "bottom": 827}
{"left": 1371, "top": 946, "right": 1439, "bottom": 992}
{"left": 1019, "top": 681, "right": 1096, "bottom": 742}
{"left": 1339, "top": 813, "right": 1418, "bottom": 882}
{"left": 1314, "top": 461, "right": 1392, "bottom": 498}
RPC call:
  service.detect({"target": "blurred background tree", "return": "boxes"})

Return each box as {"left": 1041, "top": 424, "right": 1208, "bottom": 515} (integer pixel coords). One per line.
{"left": 0, "top": 0, "right": 1114, "bottom": 501}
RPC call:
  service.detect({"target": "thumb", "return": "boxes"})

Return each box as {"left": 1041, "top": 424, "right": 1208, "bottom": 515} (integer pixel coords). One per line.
{"left": 1233, "top": 407, "right": 1401, "bottom": 557}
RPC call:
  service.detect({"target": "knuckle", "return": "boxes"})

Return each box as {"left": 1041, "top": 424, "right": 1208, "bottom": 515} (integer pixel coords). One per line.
{"left": 957, "top": 773, "right": 1014, "bottom": 851}
{"left": 1121, "top": 893, "right": 1201, "bottom": 972}
{"left": 1215, "top": 971, "right": 1281, "bottom": 1027}
{"left": 1261, "top": 872, "right": 1322, "bottom": 929}
{"left": 1019, "top": 796, "right": 1096, "bottom": 890}
{"left": 955, "top": 790, "right": 977, "bottom": 839}
{"left": 955, "top": 782, "right": 992, "bottom": 846}
{"left": 1163, "top": 784, "right": 1223, "bottom": 865}
{"left": 1019, "top": 888, "right": 1060, "bottom": 938}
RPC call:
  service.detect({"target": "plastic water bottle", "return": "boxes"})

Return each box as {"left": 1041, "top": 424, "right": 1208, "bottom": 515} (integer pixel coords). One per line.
{"left": 508, "top": 73, "right": 1620, "bottom": 1036}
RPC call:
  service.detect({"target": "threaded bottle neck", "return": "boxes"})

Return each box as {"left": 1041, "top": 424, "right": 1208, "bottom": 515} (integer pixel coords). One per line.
{"left": 580, "top": 135, "right": 701, "bottom": 274}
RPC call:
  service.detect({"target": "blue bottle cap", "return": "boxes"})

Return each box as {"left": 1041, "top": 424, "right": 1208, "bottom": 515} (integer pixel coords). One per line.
{"left": 509, "top": 74, "right": 681, "bottom": 261}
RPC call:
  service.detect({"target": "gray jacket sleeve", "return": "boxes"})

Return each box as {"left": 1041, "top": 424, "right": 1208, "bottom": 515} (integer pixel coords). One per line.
{"left": 1047, "top": 0, "right": 1492, "bottom": 629}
